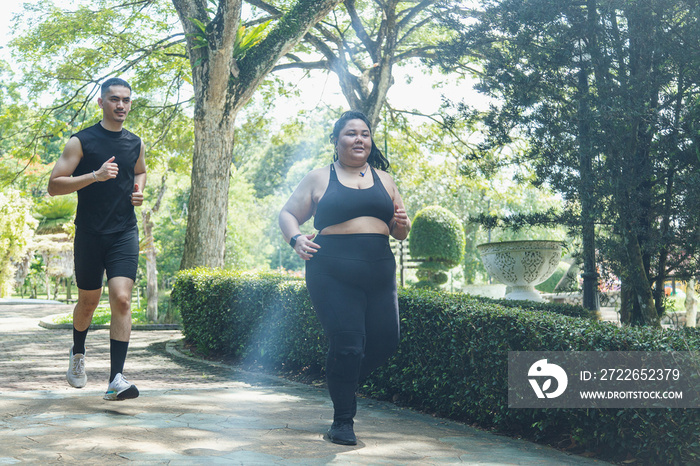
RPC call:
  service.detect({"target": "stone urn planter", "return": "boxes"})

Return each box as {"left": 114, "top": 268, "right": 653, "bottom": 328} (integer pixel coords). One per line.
{"left": 477, "top": 240, "right": 563, "bottom": 302}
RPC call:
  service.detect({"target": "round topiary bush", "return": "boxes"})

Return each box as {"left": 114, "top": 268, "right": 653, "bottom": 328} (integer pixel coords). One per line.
{"left": 409, "top": 206, "right": 465, "bottom": 288}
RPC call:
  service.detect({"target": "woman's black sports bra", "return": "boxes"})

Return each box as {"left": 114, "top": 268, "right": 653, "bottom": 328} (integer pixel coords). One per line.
{"left": 314, "top": 163, "right": 395, "bottom": 231}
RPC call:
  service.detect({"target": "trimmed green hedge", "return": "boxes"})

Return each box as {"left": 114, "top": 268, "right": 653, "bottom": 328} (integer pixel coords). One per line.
{"left": 476, "top": 294, "right": 596, "bottom": 319}
{"left": 171, "top": 268, "right": 325, "bottom": 367}
{"left": 172, "top": 268, "right": 700, "bottom": 464}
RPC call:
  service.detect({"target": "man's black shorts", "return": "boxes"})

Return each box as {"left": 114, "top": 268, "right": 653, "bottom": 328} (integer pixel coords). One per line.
{"left": 73, "top": 225, "right": 139, "bottom": 290}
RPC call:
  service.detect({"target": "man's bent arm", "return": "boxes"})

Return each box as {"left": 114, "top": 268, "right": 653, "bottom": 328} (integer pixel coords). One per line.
{"left": 48, "top": 137, "right": 94, "bottom": 196}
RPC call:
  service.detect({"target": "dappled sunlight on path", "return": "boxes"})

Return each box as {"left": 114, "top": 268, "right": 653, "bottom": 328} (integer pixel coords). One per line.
{"left": 0, "top": 302, "right": 609, "bottom": 464}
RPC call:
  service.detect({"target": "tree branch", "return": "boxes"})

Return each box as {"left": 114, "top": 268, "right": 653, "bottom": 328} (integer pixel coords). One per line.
{"left": 244, "top": 0, "right": 281, "bottom": 16}
{"left": 344, "top": 0, "right": 378, "bottom": 61}
{"left": 273, "top": 60, "right": 329, "bottom": 71}
{"left": 396, "top": 0, "right": 437, "bottom": 30}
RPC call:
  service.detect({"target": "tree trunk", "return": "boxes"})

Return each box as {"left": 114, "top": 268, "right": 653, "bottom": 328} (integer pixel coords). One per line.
{"left": 180, "top": 115, "right": 235, "bottom": 269}
{"left": 53, "top": 276, "right": 60, "bottom": 300}
{"left": 654, "top": 166, "right": 674, "bottom": 316}
{"left": 65, "top": 277, "right": 72, "bottom": 301}
{"left": 619, "top": 280, "right": 631, "bottom": 325}
{"left": 145, "top": 237, "right": 158, "bottom": 321}
{"left": 576, "top": 42, "right": 599, "bottom": 311}
{"left": 686, "top": 278, "right": 697, "bottom": 328}
{"left": 142, "top": 210, "right": 159, "bottom": 322}
{"left": 621, "top": 224, "right": 659, "bottom": 327}
{"left": 655, "top": 70, "right": 683, "bottom": 317}
{"left": 622, "top": 2, "right": 661, "bottom": 327}
{"left": 142, "top": 175, "right": 167, "bottom": 322}
{"left": 358, "top": 0, "right": 396, "bottom": 129}
{"left": 175, "top": 0, "right": 342, "bottom": 270}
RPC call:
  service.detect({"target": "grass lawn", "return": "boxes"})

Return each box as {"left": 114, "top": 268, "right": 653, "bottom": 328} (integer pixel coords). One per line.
{"left": 49, "top": 307, "right": 150, "bottom": 326}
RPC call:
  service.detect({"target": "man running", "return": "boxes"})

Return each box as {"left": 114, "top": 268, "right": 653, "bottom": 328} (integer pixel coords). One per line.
{"left": 48, "top": 77, "right": 146, "bottom": 401}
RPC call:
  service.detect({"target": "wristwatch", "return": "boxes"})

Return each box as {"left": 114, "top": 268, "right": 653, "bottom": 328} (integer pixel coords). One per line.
{"left": 289, "top": 234, "right": 302, "bottom": 248}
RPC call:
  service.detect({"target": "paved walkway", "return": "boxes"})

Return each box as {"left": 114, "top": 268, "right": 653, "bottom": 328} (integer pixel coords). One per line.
{"left": 0, "top": 302, "right": 609, "bottom": 465}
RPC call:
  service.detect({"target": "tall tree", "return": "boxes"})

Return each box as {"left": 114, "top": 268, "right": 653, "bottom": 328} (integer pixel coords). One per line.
{"left": 174, "top": 0, "right": 342, "bottom": 269}
{"left": 9, "top": 0, "right": 342, "bottom": 269}
{"left": 436, "top": 0, "right": 700, "bottom": 325}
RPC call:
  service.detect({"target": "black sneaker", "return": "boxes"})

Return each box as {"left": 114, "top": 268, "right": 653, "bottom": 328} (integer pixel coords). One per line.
{"left": 327, "top": 419, "right": 357, "bottom": 445}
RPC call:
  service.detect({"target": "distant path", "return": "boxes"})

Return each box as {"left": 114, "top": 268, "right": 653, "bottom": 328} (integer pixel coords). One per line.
{"left": 0, "top": 301, "right": 235, "bottom": 391}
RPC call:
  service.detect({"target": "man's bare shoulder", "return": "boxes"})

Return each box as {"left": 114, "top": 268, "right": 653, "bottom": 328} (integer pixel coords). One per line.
{"left": 60, "top": 136, "right": 84, "bottom": 160}
{"left": 65, "top": 135, "right": 83, "bottom": 149}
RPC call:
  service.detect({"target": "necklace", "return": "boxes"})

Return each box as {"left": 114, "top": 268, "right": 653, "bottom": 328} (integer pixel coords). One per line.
{"left": 337, "top": 161, "right": 370, "bottom": 177}
{"left": 359, "top": 163, "right": 369, "bottom": 177}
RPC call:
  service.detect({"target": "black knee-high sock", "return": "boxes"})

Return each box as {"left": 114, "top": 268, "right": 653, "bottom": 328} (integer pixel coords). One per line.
{"left": 109, "top": 339, "right": 129, "bottom": 382}
{"left": 73, "top": 326, "right": 88, "bottom": 355}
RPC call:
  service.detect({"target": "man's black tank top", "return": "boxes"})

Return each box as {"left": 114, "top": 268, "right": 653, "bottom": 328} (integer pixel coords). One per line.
{"left": 73, "top": 122, "right": 142, "bottom": 234}
{"left": 314, "top": 163, "right": 394, "bottom": 231}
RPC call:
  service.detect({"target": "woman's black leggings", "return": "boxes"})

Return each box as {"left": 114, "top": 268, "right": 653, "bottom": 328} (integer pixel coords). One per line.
{"left": 306, "top": 234, "right": 400, "bottom": 422}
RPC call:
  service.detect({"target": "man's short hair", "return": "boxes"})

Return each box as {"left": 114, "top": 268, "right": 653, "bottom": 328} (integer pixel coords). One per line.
{"left": 101, "top": 78, "right": 132, "bottom": 97}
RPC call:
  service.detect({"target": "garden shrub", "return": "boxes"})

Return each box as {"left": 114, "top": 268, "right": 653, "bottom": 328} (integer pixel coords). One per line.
{"left": 171, "top": 268, "right": 326, "bottom": 366}
{"left": 476, "top": 294, "right": 596, "bottom": 319}
{"left": 409, "top": 206, "right": 465, "bottom": 288}
{"left": 172, "top": 268, "right": 700, "bottom": 464}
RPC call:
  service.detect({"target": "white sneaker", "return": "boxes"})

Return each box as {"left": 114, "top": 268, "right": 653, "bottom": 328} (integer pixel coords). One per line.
{"left": 103, "top": 373, "right": 139, "bottom": 401}
{"left": 66, "top": 347, "right": 87, "bottom": 388}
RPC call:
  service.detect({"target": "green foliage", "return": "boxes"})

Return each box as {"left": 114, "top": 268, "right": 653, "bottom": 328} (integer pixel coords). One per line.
{"left": 50, "top": 307, "right": 148, "bottom": 326}
{"left": 414, "top": 268, "right": 447, "bottom": 289}
{"left": 225, "top": 170, "right": 277, "bottom": 270}
{"left": 11, "top": 0, "right": 188, "bottom": 98}
{"left": 237, "top": 114, "right": 329, "bottom": 199}
{"left": 234, "top": 20, "right": 272, "bottom": 60}
{"left": 366, "top": 289, "right": 700, "bottom": 464}
{"left": 475, "top": 295, "right": 593, "bottom": 319}
{"left": 389, "top": 117, "right": 567, "bottom": 286}
{"left": 409, "top": 206, "right": 465, "bottom": 288}
{"left": 437, "top": 0, "right": 700, "bottom": 323}
{"left": 410, "top": 205, "right": 465, "bottom": 265}
{"left": 186, "top": 16, "right": 271, "bottom": 67}
{"left": 0, "top": 189, "right": 37, "bottom": 296}
{"left": 233, "top": 108, "right": 336, "bottom": 272}
{"left": 34, "top": 195, "right": 77, "bottom": 234}
{"left": 171, "top": 268, "right": 325, "bottom": 365}
{"left": 472, "top": 208, "right": 572, "bottom": 234}
{"left": 187, "top": 18, "right": 210, "bottom": 51}
{"left": 172, "top": 269, "right": 699, "bottom": 464}
{"left": 148, "top": 178, "right": 189, "bottom": 286}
